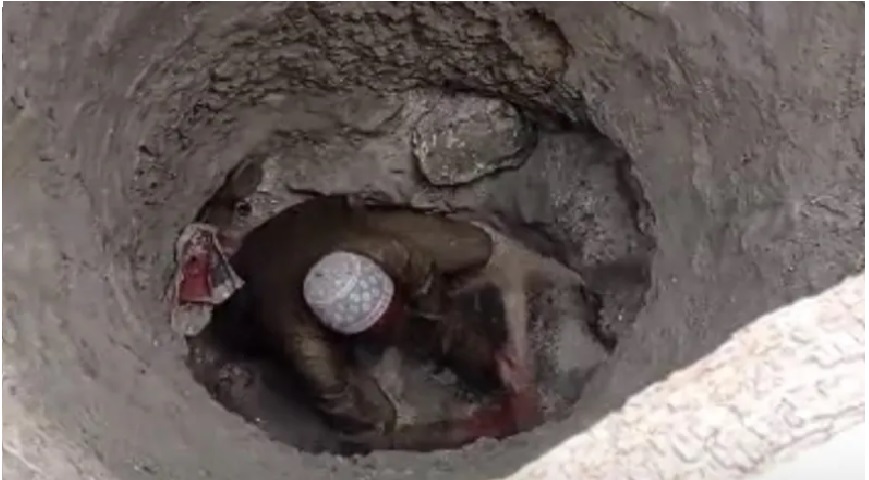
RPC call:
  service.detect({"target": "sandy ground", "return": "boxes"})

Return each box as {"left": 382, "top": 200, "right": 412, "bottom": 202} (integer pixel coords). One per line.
{"left": 2, "top": 3, "right": 863, "bottom": 480}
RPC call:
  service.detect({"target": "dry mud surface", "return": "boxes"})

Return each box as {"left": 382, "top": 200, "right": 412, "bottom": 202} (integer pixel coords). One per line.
{"left": 2, "top": 3, "right": 864, "bottom": 480}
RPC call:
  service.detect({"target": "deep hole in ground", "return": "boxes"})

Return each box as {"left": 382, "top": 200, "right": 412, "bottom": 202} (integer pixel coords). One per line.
{"left": 3, "top": 3, "right": 862, "bottom": 480}
{"left": 180, "top": 93, "right": 656, "bottom": 452}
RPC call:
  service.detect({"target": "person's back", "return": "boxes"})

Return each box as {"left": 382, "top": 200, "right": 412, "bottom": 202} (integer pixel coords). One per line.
{"left": 230, "top": 195, "right": 356, "bottom": 283}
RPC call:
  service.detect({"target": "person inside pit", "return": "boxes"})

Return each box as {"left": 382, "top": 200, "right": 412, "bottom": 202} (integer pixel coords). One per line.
{"left": 179, "top": 171, "right": 542, "bottom": 452}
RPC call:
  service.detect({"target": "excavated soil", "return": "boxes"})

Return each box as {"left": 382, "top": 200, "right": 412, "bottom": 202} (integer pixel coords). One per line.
{"left": 3, "top": 3, "right": 863, "bottom": 480}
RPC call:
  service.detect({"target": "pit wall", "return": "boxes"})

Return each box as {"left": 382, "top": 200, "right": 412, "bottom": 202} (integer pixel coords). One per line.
{"left": 2, "top": 3, "right": 863, "bottom": 480}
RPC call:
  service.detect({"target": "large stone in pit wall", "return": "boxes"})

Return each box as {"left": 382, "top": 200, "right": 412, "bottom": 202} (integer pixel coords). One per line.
{"left": 412, "top": 95, "right": 536, "bottom": 186}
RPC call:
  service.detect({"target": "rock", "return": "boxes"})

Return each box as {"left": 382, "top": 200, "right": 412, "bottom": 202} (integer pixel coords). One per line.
{"left": 412, "top": 95, "right": 536, "bottom": 186}
{"left": 527, "top": 281, "right": 606, "bottom": 414}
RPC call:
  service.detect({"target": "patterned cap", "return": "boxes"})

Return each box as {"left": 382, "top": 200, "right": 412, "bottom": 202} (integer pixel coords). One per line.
{"left": 303, "top": 251, "right": 395, "bottom": 334}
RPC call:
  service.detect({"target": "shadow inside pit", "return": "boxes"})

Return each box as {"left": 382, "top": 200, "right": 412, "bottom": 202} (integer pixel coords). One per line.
{"left": 186, "top": 285, "right": 343, "bottom": 453}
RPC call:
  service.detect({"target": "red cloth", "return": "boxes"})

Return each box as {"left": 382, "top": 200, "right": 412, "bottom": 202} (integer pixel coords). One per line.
{"left": 464, "top": 388, "right": 542, "bottom": 439}
{"left": 170, "top": 223, "right": 245, "bottom": 337}
{"left": 172, "top": 223, "right": 243, "bottom": 306}
{"left": 178, "top": 250, "right": 213, "bottom": 304}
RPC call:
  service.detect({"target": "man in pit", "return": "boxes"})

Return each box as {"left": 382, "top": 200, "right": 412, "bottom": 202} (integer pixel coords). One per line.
{"left": 189, "top": 190, "right": 543, "bottom": 452}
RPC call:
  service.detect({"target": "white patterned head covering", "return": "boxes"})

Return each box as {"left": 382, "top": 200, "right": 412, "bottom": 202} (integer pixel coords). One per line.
{"left": 303, "top": 251, "right": 395, "bottom": 334}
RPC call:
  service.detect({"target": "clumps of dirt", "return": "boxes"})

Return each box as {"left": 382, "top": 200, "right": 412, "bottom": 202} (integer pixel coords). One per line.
{"left": 411, "top": 94, "right": 536, "bottom": 186}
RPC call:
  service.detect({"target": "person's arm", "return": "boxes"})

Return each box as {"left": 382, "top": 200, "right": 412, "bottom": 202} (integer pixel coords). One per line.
{"left": 336, "top": 230, "right": 541, "bottom": 450}
{"left": 361, "top": 209, "right": 494, "bottom": 275}
{"left": 261, "top": 300, "right": 397, "bottom": 436}
{"left": 420, "top": 311, "right": 543, "bottom": 447}
{"left": 412, "top": 277, "right": 542, "bottom": 447}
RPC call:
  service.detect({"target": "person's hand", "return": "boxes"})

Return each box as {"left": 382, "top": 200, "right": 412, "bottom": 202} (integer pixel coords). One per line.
{"left": 494, "top": 346, "right": 543, "bottom": 431}
{"left": 495, "top": 345, "right": 534, "bottom": 393}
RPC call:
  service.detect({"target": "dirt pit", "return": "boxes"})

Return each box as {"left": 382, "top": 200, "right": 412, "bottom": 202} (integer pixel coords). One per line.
{"left": 181, "top": 95, "right": 655, "bottom": 451}
{"left": 3, "top": 3, "right": 863, "bottom": 480}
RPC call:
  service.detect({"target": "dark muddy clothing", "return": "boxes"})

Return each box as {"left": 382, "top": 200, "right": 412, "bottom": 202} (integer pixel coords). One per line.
{"left": 228, "top": 195, "right": 500, "bottom": 445}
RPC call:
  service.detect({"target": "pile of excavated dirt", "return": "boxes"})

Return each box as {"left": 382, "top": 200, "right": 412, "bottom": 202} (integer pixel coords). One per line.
{"left": 3, "top": 3, "right": 862, "bottom": 480}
